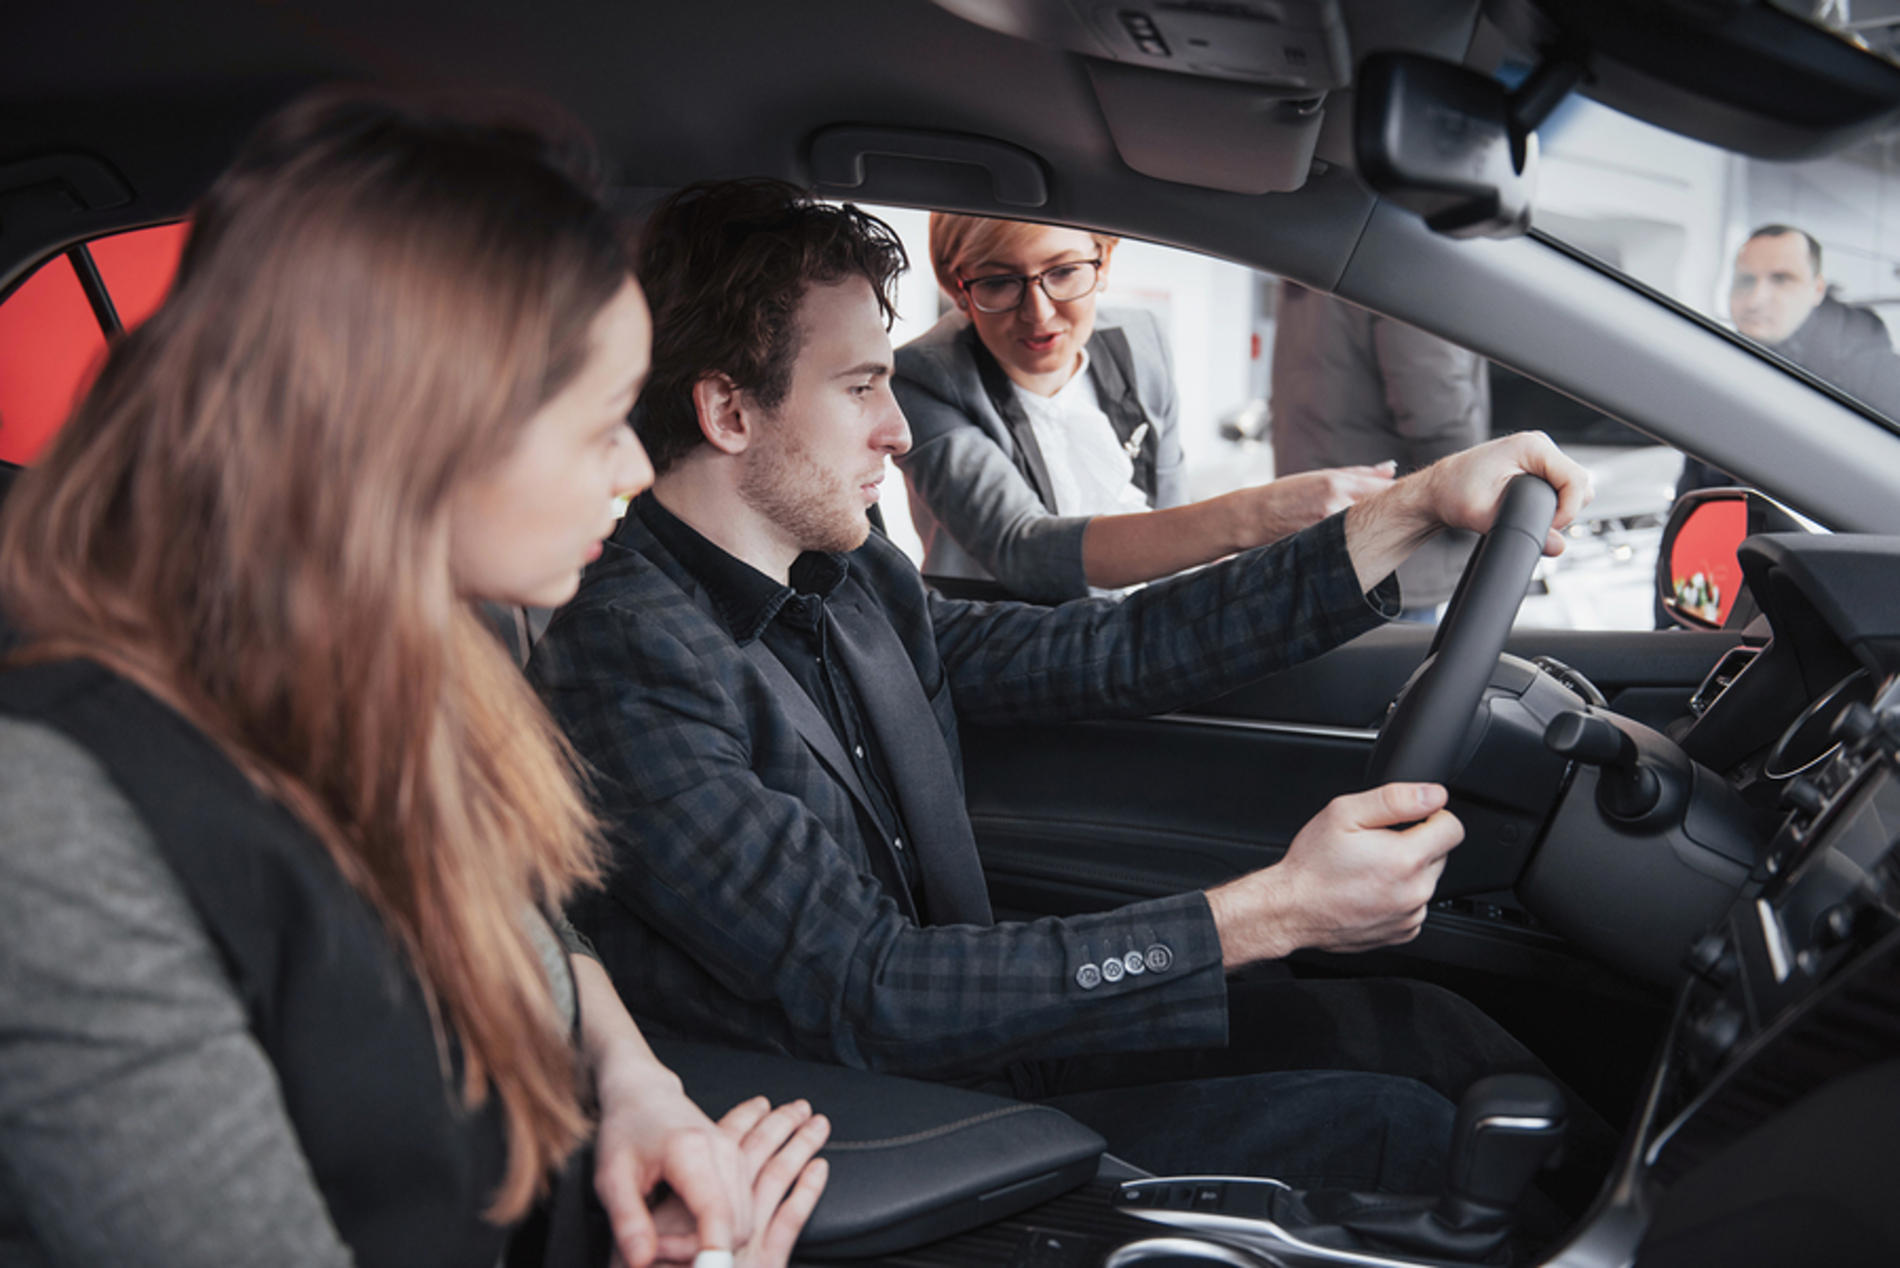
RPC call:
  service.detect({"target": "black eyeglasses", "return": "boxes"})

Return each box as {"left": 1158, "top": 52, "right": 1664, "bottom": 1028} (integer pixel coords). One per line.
{"left": 958, "top": 259, "right": 1103, "bottom": 313}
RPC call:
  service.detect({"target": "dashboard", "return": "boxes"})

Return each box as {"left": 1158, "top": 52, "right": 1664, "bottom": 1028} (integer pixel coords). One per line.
{"left": 1565, "top": 533, "right": 1900, "bottom": 1265}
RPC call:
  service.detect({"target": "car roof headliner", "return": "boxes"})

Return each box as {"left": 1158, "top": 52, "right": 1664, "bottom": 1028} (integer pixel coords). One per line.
{"left": 15, "top": 0, "right": 1900, "bottom": 539}
{"left": 0, "top": 0, "right": 1482, "bottom": 287}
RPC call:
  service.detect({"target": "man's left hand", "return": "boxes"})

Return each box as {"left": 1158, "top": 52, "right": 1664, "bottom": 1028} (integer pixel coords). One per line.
{"left": 1343, "top": 431, "right": 1593, "bottom": 592}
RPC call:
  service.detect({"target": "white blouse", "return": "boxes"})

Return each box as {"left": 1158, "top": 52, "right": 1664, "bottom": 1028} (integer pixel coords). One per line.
{"left": 1013, "top": 350, "right": 1151, "bottom": 519}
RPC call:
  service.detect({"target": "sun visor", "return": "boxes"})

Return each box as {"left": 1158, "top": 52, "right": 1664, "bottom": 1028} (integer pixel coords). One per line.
{"left": 926, "top": 0, "right": 1353, "bottom": 193}
{"left": 1085, "top": 58, "right": 1324, "bottom": 193}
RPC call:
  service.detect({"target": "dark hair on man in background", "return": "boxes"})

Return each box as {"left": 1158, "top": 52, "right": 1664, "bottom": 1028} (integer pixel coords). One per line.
{"left": 632, "top": 178, "right": 907, "bottom": 474}
{"left": 1750, "top": 222, "right": 1824, "bottom": 276}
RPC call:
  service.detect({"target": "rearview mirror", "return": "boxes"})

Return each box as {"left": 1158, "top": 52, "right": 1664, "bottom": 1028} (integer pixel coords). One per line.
{"left": 1657, "top": 487, "right": 1808, "bottom": 630}
{"left": 1353, "top": 52, "right": 1537, "bottom": 239}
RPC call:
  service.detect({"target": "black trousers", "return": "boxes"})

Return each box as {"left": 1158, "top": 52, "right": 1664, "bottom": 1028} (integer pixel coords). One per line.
{"left": 1027, "top": 974, "right": 1619, "bottom": 1214}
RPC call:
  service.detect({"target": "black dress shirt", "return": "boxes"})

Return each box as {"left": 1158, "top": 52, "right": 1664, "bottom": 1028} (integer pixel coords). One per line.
{"left": 638, "top": 496, "right": 923, "bottom": 901}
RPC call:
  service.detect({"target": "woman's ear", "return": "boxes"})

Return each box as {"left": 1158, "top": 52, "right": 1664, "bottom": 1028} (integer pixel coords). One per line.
{"left": 692, "top": 374, "right": 752, "bottom": 455}
{"left": 947, "top": 285, "right": 970, "bottom": 317}
{"left": 1095, "top": 238, "right": 1117, "bottom": 292}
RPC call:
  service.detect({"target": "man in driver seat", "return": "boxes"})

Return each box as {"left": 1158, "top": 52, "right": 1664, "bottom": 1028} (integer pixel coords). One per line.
{"left": 530, "top": 178, "right": 1604, "bottom": 1197}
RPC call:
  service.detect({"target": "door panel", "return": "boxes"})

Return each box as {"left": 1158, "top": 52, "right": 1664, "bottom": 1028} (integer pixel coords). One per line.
{"left": 958, "top": 622, "right": 1732, "bottom": 1120}
{"left": 1190, "top": 624, "right": 1745, "bottom": 731}
{"left": 963, "top": 623, "right": 1743, "bottom": 917}
{"left": 970, "top": 718, "right": 1371, "bottom": 917}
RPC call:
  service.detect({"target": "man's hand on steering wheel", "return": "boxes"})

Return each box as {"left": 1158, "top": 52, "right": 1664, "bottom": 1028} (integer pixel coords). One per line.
{"left": 1204, "top": 436, "right": 1591, "bottom": 972}
{"left": 1342, "top": 432, "right": 1595, "bottom": 594}
{"left": 1205, "top": 783, "right": 1464, "bottom": 968}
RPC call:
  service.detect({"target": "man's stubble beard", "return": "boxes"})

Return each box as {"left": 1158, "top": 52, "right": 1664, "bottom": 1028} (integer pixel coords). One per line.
{"left": 738, "top": 418, "right": 872, "bottom": 557}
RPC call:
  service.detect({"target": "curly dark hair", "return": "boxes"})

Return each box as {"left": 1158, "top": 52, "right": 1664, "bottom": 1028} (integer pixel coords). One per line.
{"left": 632, "top": 178, "right": 909, "bottom": 474}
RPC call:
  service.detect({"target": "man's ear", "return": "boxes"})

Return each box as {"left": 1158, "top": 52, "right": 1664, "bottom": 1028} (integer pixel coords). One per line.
{"left": 692, "top": 374, "right": 753, "bottom": 456}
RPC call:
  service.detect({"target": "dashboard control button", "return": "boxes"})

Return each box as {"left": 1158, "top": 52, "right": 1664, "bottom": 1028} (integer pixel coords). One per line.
{"left": 1683, "top": 929, "right": 1737, "bottom": 986}
{"left": 1833, "top": 701, "right": 1879, "bottom": 748}
{"left": 1688, "top": 1001, "right": 1745, "bottom": 1068}
{"left": 1782, "top": 777, "right": 1826, "bottom": 818}
{"left": 1817, "top": 903, "right": 1860, "bottom": 948}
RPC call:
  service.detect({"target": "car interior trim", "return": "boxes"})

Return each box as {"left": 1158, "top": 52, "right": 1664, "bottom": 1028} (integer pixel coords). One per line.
{"left": 1149, "top": 711, "right": 1380, "bottom": 743}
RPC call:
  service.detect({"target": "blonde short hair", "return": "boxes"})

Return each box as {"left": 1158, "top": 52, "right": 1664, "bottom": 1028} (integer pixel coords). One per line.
{"left": 927, "top": 212, "right": 1118, "bottom": 300}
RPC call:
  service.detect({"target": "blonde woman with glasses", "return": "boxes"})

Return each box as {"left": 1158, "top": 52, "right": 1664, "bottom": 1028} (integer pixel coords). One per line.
{"left": 894, "top": 214, "right": 1394, "bottom": 602}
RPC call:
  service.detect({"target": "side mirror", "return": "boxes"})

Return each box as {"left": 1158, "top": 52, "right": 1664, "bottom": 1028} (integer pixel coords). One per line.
{"left": 1657, "top": 487, "right": 1808, "bottom": 629}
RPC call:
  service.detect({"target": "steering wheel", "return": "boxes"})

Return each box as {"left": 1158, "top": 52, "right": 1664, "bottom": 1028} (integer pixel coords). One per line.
{"left": 1364, "top": 474, "right": 1559, "bottom": 786}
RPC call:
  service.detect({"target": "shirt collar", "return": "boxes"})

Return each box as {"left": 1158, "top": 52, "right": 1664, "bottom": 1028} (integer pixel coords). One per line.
{"left": 634, "top": 492, "right": 848, "bottom": 644}
{"left": 1012, "top": 346, "right": 1093, "bottom": 417}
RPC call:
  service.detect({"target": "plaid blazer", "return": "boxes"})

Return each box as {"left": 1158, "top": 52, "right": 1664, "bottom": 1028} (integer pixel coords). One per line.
{"left": 529, "top": 498, "right": 1391, "bottom": 1082}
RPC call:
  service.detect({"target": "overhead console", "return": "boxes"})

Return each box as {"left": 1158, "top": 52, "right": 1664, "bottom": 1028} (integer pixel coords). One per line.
{"left": 924, "top": 0, "right": 1480, "bottom": 194}
{"left": 926, "top": 0, "right": 1354, "bottom": 88}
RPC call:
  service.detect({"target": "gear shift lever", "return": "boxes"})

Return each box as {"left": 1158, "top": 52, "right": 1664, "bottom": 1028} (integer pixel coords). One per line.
{"left": 1112, "top": 1076, "right": 1570, "bottom": 1264}
{"left": 1437, "top": 1074, "right": 1568, "bottom": 1232}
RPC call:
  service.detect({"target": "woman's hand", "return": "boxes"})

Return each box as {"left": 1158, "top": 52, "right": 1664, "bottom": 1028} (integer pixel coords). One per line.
{"left": 1246, "top": 463, "right": 1396, "bottom": 543}
{"left": 574, "top": 957, "right": 829, "bottom": 1268}
{"left": 647, "top": 1097, "right": 830, "bottom": 1268}
{"left": 1080, "top": 461, "right": 1396, "bottom": 589}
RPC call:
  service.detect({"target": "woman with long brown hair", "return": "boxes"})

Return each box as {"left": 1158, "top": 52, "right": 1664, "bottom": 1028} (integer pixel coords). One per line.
{"left": 0, "top": 91, "right": 825, "bottom": 1267}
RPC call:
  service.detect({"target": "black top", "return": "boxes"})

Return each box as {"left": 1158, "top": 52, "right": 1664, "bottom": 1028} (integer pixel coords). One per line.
{"left": 0, "top": 659, "right": 513, "bottom": 1268}
{"left": 637, "top": 494, "right": 922, "bottom": 900}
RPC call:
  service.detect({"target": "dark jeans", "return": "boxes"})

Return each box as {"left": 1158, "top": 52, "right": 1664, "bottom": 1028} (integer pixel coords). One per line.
{"left": 1028, "top": 974, "right": 1618, "bottom": 1212}
{"left": 1044, "top": 1066, "right": 1454, "bottom": 1195}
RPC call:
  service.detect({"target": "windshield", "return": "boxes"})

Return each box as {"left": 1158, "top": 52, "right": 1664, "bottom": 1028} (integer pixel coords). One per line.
{"left": 1531, "top": 86, "right": 1900, "bottom": 428}
{"left": 1772, "top": 0, "right": 1900, "bottom": 66}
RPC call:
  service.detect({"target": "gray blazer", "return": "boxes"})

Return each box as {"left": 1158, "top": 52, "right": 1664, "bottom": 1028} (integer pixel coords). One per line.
{"left": 893, "top": 309, "right": 1185, "bottom": 602}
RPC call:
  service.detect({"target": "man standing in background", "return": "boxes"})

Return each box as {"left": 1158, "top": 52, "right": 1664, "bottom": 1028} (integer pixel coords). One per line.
{"left": 1681, "top": 223, "right": 1900, "bottom": 494}
{"left": 1270, "top": 282, "right": 1490, "bottom": 620}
